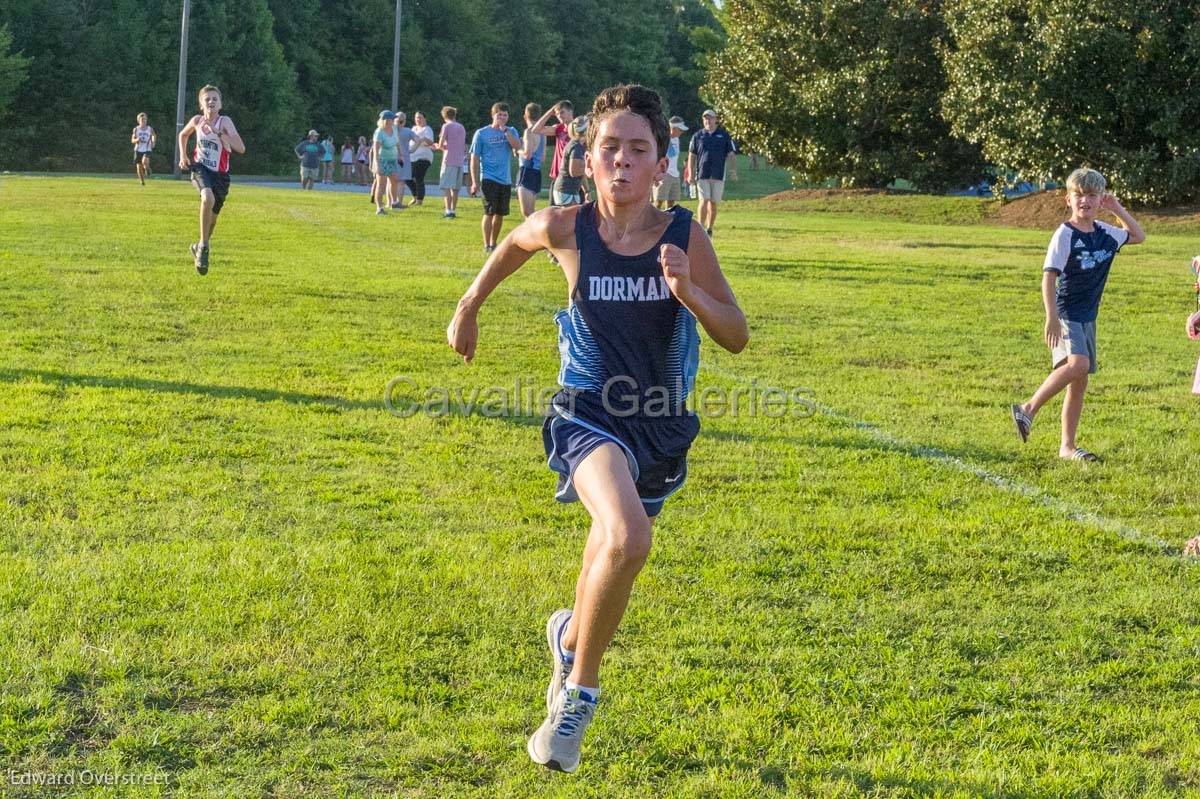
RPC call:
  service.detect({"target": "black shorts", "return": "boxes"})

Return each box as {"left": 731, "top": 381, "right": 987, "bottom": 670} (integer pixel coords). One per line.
{"left": 542, "top": 390, "right": 699, "bottom": 517}
{"left": 517, "top": 165, "right": 542, "bottom": 194}
{"left": 191, "top": 164, "right": 231, "bottom": 215}
{"left": 134, "top": 151, "right": 152, "bottom": 164}
{"left": 481, "top": 179, "right": 512, "bottom": 216}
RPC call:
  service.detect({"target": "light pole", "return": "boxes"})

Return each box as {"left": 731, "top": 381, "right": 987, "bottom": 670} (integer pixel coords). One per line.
{"left": 173, "top": 0, "right": 191, "bottom": 178}
{"left": 391, "top": 0, "right": 402, "bottom": 112}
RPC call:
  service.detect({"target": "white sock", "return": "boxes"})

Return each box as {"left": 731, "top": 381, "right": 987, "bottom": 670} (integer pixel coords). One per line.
{"left": 564, "top": 681, "right": 599, "bottom": 702}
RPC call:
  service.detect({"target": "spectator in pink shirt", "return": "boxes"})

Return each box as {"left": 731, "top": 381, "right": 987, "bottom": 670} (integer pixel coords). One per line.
{"left": 435, "top": 106, "right": 467, "bottom": 219}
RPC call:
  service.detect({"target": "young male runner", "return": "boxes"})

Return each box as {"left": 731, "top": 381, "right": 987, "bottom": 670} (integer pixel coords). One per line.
{"left": 131, "top": 113, "right": 156, "bottom": 185}
{"left": 448, "top": 84, "right": 748, "bottom": 773}
{"left": 177, "top": 85, "right": 245, "bottom": 275}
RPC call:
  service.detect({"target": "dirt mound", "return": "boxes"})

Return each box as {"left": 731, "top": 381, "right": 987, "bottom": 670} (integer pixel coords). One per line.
{"left": 986, "top": 190, "right": 1070, "bottom": 228}
{"left": 988, "top": 190, "right": 1200, "bottom": 229}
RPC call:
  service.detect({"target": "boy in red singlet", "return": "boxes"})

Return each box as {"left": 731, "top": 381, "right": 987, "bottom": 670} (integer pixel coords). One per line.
{"left": 177, "top": 85, "right": 245, "bottom": 276}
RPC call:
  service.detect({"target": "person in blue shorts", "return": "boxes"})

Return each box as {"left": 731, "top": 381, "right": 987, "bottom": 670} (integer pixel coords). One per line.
{"left": 448, "top": 84, "right": 748, "bottom": 774}
{"left": 469, "top": 102, "right": 522, "bottom": 253}
{"left": 518, "top": 102, "right": 559, "bottom": 218}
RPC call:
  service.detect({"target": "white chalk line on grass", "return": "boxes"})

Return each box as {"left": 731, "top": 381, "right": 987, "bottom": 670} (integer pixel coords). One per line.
{"left": 308, "top": 212, "right": 1175, "bottom": 554}
{"left": 698, "top": 362, "right": 1176, "bottom": 555}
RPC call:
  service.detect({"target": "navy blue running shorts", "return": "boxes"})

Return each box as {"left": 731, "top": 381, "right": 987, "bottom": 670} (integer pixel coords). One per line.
{"left": 542, "top": 390, "right": 699, "bottom": 517}
{"left": 518, "top": 165, "right": 542, "bottom": 194}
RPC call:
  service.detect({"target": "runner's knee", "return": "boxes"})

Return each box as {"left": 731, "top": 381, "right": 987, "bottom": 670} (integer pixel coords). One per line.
{"left": 600, "top": 516, "right": 652, "bottom": 568}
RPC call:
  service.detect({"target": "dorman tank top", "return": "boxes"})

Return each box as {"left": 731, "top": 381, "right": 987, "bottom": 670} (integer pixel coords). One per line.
{"left": 555, "top": 203, "right": 700, "bottom": 417}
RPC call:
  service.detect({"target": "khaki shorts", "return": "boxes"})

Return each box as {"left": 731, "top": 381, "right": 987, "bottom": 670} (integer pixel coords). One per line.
{"left": 300, "top": 165, "right": 319, "bottom": 182}
{"left": 1051, "top": 319, "right": 1097, "bottom": 373}
{"left": 440, "top": 165, "right": 463, "bottom": 189}
{"left": 696, "top": 178, "right": 725, "bottom": 202}
{"left": 652, "top": 174, "right": 681, "bottom": 203}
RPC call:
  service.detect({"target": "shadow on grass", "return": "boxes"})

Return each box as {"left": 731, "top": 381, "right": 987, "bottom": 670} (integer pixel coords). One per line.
{"left": 0, "top": 367, "right": 545, "bottom": 427}
{"left": 0, "top": 367, "right": 381, "bottom": 411}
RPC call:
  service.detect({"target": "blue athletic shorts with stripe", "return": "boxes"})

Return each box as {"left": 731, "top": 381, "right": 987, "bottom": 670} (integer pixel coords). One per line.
{"left": 542, "top": 390, "right": 699, "bottom": 517}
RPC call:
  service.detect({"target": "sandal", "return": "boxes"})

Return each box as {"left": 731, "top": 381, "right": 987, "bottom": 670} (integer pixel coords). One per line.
{"left": 1010, "top": 404, "right": 1032, "bottom": 443}
{"left": 1066, "top": 448, "right": 1101, "bottom": 463}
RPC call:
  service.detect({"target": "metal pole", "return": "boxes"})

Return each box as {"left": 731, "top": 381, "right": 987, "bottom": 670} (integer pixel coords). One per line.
{"left": 391, "top": 0, "right": 401, "bottom": 111}
{"left": 173, "top": 0, "right": 191, "bottom": 178}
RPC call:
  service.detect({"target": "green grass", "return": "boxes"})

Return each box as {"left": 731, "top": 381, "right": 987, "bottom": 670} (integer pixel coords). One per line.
{"left": 2, "top": 175, "right": 1200, "bottom": 797}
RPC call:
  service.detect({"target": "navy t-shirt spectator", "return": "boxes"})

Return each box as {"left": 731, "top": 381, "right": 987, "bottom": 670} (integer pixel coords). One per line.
{"left": 689, "top": 127, "right": 737, "bottom": 181}
{"left": 1042, "top": 220, "right": 1129, "bottom": 322}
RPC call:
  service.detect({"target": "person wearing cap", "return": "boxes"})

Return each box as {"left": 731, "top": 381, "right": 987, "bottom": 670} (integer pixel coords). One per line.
{"left": 295, "top": 129, "right": 323, "bottom": 190}
{"left": 373, "top": 110, "right": 402, "bottom": 215}
{"left": 685, "top": 109, "right": 737, "bottom": 237}
{"left": 652, "top": 115, "right": 688, "bottom": 210}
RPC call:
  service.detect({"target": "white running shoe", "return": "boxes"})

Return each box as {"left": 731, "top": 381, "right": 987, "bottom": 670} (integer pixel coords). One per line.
{"left": 527, "top": 687, "right": 597, "bottom": 773}
{"left": 544, "top": 609, "right": 573, "bottom": 710}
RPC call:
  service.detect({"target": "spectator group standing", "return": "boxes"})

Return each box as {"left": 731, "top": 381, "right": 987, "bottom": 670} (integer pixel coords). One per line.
{"left": 292, "top": 99, "right": 750, "bottom": 244}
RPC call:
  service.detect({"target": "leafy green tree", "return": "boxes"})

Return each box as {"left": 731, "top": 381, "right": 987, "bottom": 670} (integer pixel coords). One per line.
{"left": 660, "top": 0, "right": 725, "bottom": 125}
{"left": 942, "top": 0, "right": 1200, "bottom": 203}
{"left": 0, "top": 26, "right": 30, "bottom": 123}
{"left": 0, "top": 0, "right": 720, "bottom": 173}
{"left": 707, "top": 0, "right": 985, "bottom": 190}
{"left": 183, "top": 0, "right": 302, "bottom": 172}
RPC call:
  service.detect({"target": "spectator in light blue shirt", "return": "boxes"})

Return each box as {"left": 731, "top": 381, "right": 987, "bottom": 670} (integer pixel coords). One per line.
{"left": 469, "top": 102, "right": 522, "bottom": 253}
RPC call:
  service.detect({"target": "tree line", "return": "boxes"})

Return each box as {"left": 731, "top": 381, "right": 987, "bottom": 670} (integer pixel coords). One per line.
{"left": 0, "top": 0, "right": 722, "bottom": 174}
{"left": 708, "top": 0, "right": 1200, "bottom": 203}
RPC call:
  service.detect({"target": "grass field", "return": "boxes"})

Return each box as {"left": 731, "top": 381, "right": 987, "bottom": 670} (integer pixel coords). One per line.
{"left": 2, "top": 174, "right": 1200, "bottom": 798}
